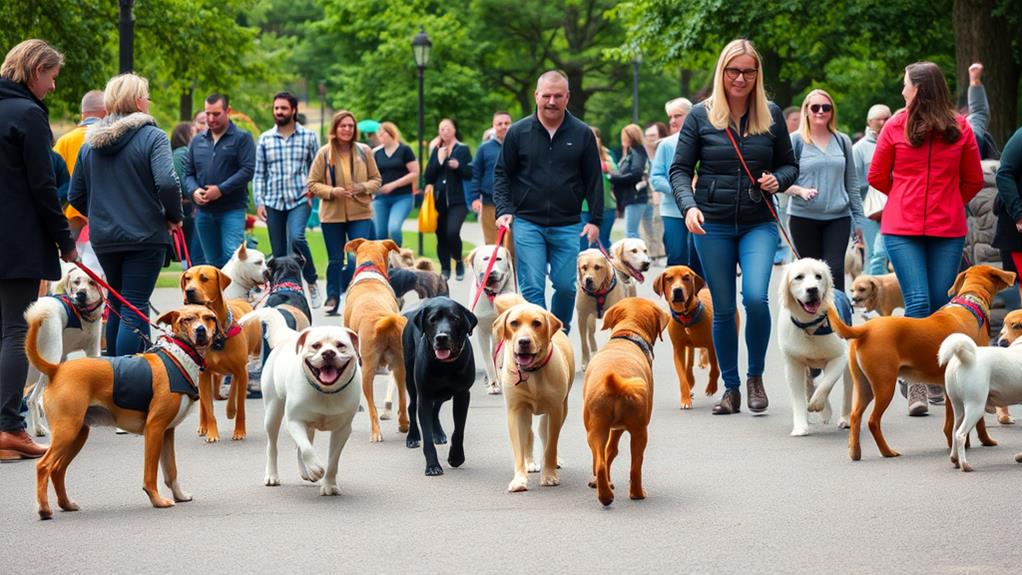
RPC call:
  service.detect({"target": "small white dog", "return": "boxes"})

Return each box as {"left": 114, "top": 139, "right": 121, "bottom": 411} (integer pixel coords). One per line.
{"left": 241, "top": 308, "right": 361, "bottom": 495}
{"left": 23, "top": 266, "right": 105, "bottom": 436}
{"left": 776, "top": 258, "right": 852, "bottom": 436}
{"left": 465, "top": 244, "right": 516, "bottom": 395}
{"left": 609, "top": 238, "right": 651, "bottom": 298}
{"left": 222, "top": 243, "right": 267, "bottom": 302}
{"left": 939, "top": 333, "right": 1022, "bottom": 472}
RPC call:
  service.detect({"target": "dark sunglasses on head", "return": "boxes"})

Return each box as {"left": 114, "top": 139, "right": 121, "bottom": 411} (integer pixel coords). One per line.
{"left": 809, "top": 104, "right": 833, "bottom": 114}
{"left": 723, "top": 67, "right": 758, "bottom": 81}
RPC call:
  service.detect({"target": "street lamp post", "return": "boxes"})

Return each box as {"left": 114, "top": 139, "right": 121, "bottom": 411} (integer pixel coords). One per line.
{"left": 118, "top": 0, "right": 136, "bottom": 73}
{"left": 318, "top": 80, "right": 327, "bottom": 142}
{"left": 412, "top": 26, "right": 432, "bottom": 256}
{"left": 631, "top": 52, "right": 642, "bottom": 124}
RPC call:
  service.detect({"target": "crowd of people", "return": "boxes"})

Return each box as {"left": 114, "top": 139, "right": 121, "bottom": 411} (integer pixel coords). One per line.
{"left": 1, "top": 35, "right": 1021, "bottom": 458}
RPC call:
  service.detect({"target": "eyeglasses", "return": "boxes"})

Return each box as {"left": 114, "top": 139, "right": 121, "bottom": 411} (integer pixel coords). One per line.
{"left": 809, "top": 104, "right": 833, "bottom": 114}
{"left": 723, "top": 67, "right": 758, "bottom": 81}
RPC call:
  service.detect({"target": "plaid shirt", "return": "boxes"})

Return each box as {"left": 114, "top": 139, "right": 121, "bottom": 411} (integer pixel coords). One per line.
{"left": 253, "top": 123, "right": 320, "bottom": 211}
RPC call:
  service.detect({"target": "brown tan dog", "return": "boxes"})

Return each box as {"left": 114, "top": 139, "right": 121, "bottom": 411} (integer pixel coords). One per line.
{"left": 583, "top": 298, "right": 668, "bottom": 506}
{"left": 343, "top": 238, "right": 409, "bottom": 443}
{"left": 29, "top": 305, "right": 217, "bottom": 519}
{"left": 575, "top": 248, "right": 626, "bottom": 371}
{"left": 653, "top": 266, "right": 730, "bottom": 409}
{"left": 990, "top": 309, "right": 1022, "bottom": 425}
{"left": 180, "top": 266, "right": 263, "bottom": 442}
{"left": 389, "top": 246, "right": 437, "bottom": 273}
{"left": 827, "top": 265, "right": 1015, "bottom": 461}
{"left": 493, "top": 294, "right": 574, "bottom": 493}
{"left": 849, "top": 273, "right": 904, "bottom": 317}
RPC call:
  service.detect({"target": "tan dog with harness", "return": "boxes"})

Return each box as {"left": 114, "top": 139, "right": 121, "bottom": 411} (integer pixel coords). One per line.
{"left": 575, "top": 248, "right": 625, "bottom": 371}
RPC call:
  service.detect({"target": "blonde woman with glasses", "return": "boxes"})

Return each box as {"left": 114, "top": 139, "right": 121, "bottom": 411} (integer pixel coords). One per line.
{"left": 669, "top": 39, "right": 799, "bottom": 415}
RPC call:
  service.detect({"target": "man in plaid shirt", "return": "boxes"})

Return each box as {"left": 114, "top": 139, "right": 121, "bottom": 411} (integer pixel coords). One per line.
{"left": 254, "top": 91, "right": 322, "bottom": 307}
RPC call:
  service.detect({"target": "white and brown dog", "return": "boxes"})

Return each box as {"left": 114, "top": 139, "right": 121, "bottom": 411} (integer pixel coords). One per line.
{"left": 222, "top": 242, "right": 268, "bottom": 302}
{"left": 466, "top": 244, "right": 516, "bottom": 394}
{"left": 242, "top": 308, "right": 362, "bottom": 495}
{"left": 23, "top": 265, "right": 106, "bottom": 437}
{"left": 609, "top": 238, "right": 651, "bottom": 298}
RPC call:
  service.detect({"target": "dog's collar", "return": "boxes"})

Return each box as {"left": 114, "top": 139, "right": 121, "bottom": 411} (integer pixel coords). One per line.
{"left": 946, "top": 294, "right": 989, "bottom": 330}
{"left": 350, "top": 262, "right": 396, "bottom": 295}
{"left": 158, "top": 335, "right": 206, "bottom": 371}
{"left": 670, "top": 300, "right": 705, "bottom": 327}
{"left": 353, "top": 261, "right": 389, "bottom": 281}
{"left": 580, "top": 273, "right": 618, "bottom": 319}
{"left": 493, "top": 340, "right": 554, "bottom": 385}
{"left": 790, "top": 311, "right": 833, "bottom": 336}
{"left": 610, "top": 332, "right": 654, "bottom": 363}
{"left": 305, "top": 362, "right": 357, "bottom": 394}
{"left": 212, "top": 306, "right": 242, "bottom": 351}
{"left": 269, "top": 281, "right": 304, "bottom": 294}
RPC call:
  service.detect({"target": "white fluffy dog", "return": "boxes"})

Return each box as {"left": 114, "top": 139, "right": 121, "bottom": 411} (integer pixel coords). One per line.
{"left": 23, "top": 266, "right": 105, "bottom": 436}
{"left": 776, "top": 258, "right": 852, "bottom": 436}
{"left": 222, "top": 243, "right": 267, "bottom": 302}
{"left": 465, "top": 244, "right": 515, "bottom": 395}
{"left": 241, "top": 308, "right": 361, "bottom": 495}
{"left": 609, "top": 238, "right": 651, "bottom": 298}
{"left": 939, "top": 333, "right": 1022, "bottom": 472}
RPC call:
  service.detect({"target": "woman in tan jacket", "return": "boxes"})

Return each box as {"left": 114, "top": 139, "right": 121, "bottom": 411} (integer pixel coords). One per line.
{"left": 308, "top": 110, "right": 381, "bottom": 314}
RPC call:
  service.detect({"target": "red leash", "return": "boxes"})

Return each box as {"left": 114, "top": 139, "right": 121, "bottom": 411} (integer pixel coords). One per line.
{"left": 73, "top": 260, "right": 171, "bottom": 338}
{"left": 470, "top": 226, "right": 509, "bottom": 312}
{"left": 172, "top": 227, "right": 192, "bottom": 269}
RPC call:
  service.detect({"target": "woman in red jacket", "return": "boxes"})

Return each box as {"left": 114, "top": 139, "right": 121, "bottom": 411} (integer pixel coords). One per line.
{"left": 867, "top": 61, "right": 983, "bottom": 414}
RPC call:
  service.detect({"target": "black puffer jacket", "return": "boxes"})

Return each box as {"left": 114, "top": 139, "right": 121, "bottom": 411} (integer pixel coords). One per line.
{"left": 609, "top": 146, "right": 648, "bottom": 207}
{"left": 669, "top": 101, "right": 798, "bottom": 225}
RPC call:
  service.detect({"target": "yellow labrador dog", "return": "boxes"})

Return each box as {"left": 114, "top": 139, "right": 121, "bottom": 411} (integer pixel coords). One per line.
{"left": 493, "top": 294, "right": 574, "bottom": 493}
{"left": 609, "top": 238, "right": 651, "bottom": 298}
{"left": 575, "top": 248, "right": 625, "bottom": 371}
{"left": 849, "top": 273, "right": 904, "bottom": 317}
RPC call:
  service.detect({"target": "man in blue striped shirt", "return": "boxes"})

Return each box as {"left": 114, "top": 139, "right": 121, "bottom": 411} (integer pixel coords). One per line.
{"left": 254, "top": 91, "right": 322, "bottom": 307}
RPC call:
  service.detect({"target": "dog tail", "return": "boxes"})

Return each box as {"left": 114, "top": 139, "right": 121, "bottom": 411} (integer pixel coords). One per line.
{"left": 374, "top": 313, "right": 408, "bottom": 342}
{"left": 414, "top": 258, "right": 435, "bottom": 272}
{"left": 826, "top": 306, "right": 866, "bottom": 340}
{"left": 239, "top": 308, "right": 294, "bottom": 350}
{"left": 604, "top": 372, "right": 648, "bottom": 404}
{"left": 24, "top": 302, "right": 59, "bottom": 378}
{"left": 938, "top": 333, "right": 977, "bottom": 368}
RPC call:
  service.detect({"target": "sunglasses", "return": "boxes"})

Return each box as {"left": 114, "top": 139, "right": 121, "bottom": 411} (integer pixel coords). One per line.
{"left": 723, "top": 67, "right": 758, "bottom": 81}
{"left": 809, "top": 104, "right": 833, "bottom": 114}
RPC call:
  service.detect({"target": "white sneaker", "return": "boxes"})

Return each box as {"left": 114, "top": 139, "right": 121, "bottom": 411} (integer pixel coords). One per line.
{"left": 308, "top": 282, "right": 322, "bottom": 309}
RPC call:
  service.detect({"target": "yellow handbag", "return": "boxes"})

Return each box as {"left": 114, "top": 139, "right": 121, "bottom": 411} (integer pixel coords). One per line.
{"left": 418, "top": 184, "right": 439, "bottom": 233}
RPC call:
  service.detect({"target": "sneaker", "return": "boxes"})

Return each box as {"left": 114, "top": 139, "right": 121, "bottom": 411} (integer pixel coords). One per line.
{"left": 308, "top": 282, "right": 322, "bottom": 309}
{"left": 927, "top": 384, "right": 945, "bottom": 405}
{"left": 441, "top": 269, "right": 451, "bottom": 281}
{"left": 324, "top": 296, "right": 339, "bottom": 316}
{"left": 908, "top": 383, "right": 929, "bottom": 416}
{"left": 455, "top": 262, "right": 465, "bottom": 281}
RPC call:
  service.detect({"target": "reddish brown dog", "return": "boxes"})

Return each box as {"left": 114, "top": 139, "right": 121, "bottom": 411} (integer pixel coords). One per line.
{"left": 583, "top": 297, "right": 668, "bottom": 506}
{"left": 827, "top": 265, "right": 1015, "bottom": 460}
{"left": 181, "top": 266, "right": 262, "bottom": 442}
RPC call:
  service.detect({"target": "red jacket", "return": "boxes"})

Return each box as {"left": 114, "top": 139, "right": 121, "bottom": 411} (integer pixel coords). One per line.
{"left": 868, "top": 110, "right": 983, "bottom": 237}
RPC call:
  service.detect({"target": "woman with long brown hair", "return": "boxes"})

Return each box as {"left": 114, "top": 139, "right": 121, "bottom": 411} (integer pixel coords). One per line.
{"left": 610, "top": 123, "right": 649, "bottom": 239}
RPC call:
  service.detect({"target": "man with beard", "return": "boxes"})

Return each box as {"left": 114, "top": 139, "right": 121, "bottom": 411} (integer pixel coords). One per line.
{"left": 253, "top": 91, "right": 322, "bottom": 307}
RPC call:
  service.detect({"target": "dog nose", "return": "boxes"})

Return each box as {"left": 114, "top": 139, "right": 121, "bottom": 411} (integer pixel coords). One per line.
{"left": 195, "top": 325, "right": 206, "bottom": 335}
{"left": 641, "top": 261, "right": 651, "bottom": 271}
{"left": 806, "top": 286, "right": 819, "bottom": 296}
{"left": 672, "top": 288, "right": 684, "bottom": 300}
{"left": 185, "top": 287, "right": 197, "bottom": 298}
{"left": 584, "top": 277, "right": 594, "bottom": 290}
{"left": 516, "top": 337, "right": 530, "bottom": 350}
{"left": 434, "top": 333, "right": 450, "bottom": 346}
{"left": 999, "top": 338, "right": 1010, "bottom": 348}
{"left": 321, "top": 348, "right": 336, "bottom": 360}
{"left": 75, "top": 291, "right": 88, "bottom": 303}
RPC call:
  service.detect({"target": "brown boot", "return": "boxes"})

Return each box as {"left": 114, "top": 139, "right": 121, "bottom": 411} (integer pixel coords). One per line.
{"left": 0, "top": 430, "right": 49, "bottom": 461}
{"left": 712, "top": 388, "right": 741, "bottom": 415}
{"left": 747, "top": 375, "right": 769, "bottom": 413}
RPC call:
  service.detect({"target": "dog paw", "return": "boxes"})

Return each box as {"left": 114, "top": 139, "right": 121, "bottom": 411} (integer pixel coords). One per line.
{"left": 587, "top": 477, "right": 597, "bottom": 488}
{"left": 196, "top": 425, "right": 207, "bottom": 436}
{"left": 204, "top": 432, "right": 220, "bottom": 444}
{"left": 304, "top": 461, "right": 325, "bottom": 483}
{"left": 680, "top": 397, "right": 693, "bottom": 410}
{"left": 31, "top": 424, "right": 49, "bottom": 437}
{"left": 320, "top": 483, "right": 341, "bottom": 496}
{"left": 425, "top": 464, "right": 444, "bottom": 476}
{"left": 265, "top": 475, "right": 281, "bottom": 486}
{"left": 38, "top": 505, "right": 53, "bottom": 520}
{"left": 369, "top": 430, "right": 383, "bottom": 443}
{"left": 406, "top": 437, "right": 421, "bottom": 449}
{"left": 432, "top": 431, "right": 448, "bottom": 445}
{"left": 790, "top": 426, "right": 810, "bottom": 437}
{"left": 448, "top": 447, "right": 465, "bottom": 468}
{"left": 837, "top": 418, "right": 850, "bottom": 429}
{"left": 704, "top": 383, "right": 718, "bottom": 397}
{"left": 487, "top": 382, "right": 502, "bottom": 395}
{"left": 999, "top": 415, "right": 1016, "bottom": 425}
{"left": 149, "top": 494, "right": 176, "bottom": 509}
{"left": 232, "top": 431, "right": 246, "bottom": 441}
{"left": 629, "top": 487, "right": 647, "bottom": 500}
{"left": 540, "top": 473, "right": 560, "bottom": 487}
{"left": 167, "top": 481, "right": 192, "bottom": 502}
{"left": 526, "top": 461, "right": 540, "bottom": 473}
{"left": 398, "top": 421, "right": 410, "bottom": 434}
{"left": 379, "top": 410, "right": 392, "bottom": 421}
{"left": 807, "top": 398, "right": 826, "bottom": 413}
{"left": 507, "top": 477, "right": 528, "bottom": 492}
{"left": 58, "top": 499, "right": 80, "bottom": 512}
{"left": 961, "top": 462, "right": 974, "bottom": 472}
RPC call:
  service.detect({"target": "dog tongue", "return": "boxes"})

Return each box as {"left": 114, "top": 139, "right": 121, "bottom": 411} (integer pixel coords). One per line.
{"left": 804, "top": 301, "right": 821, "bottom": 314}
{"left": 435, "top": 348, "right": 452, "bottom": 360}
{"left": 318, "top": 366, "right": 339, "bottom": 384}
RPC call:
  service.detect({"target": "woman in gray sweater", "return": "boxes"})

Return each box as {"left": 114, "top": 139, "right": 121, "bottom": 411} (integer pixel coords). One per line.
{"left": 786, "top": 89, "right": 864, "bottom": 291}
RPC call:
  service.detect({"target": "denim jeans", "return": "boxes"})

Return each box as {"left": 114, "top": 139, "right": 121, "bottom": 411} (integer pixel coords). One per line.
{"left": 195, "top": 208, "right": 246, "bottom": 268}
{"left": 96, "top": 248, "right": 165, "bottom": 356}
{"left": 513, "top": 218, "right": 583, "bottom": 332}
{"left": 884, "top": 234, "right": 965, "bottom": 318}
{"left": 580, "top": 208, "right": 616, "bottom": 251}
{"left": 0, "top": 279, "right": 37, "bottom": 431}
{"left": 662, "top": 215, "right": 703, "bottom": 276}
{"left": 266, "top": 203, "right": 317, "bottom": 284}
{"left": 623, "top": 203, "right": 645, "bottom": 239}
{"left": 182, "top": 204, "right": 207, "bottom": 266}
{"left": 372, "top": 193, "right": 414, "bottom": 246}
{"left": 321, "top": 219, "right": 373, "bottom": 298}
{"left": 868, "top": 227, "right": 890, "bottom": 275}
{"left": 860, "top": 218, "right": 880, "bottom": 273}
{"left": 693, "top": 221, "right": 778, "bottom": 390}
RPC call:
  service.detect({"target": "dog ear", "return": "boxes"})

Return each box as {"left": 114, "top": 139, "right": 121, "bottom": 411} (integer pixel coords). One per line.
{"left": 464, "top": 247, "right": 477, "bottom": 270}
{"left": 216, "top": 268, "right": 232, "bottom": 292}
{"left": 53, "top": 271, "right": 71, "bottom": 295}
{"left": 344, "top": 238, "right": 366, "bottom": 255}
{"left": 948, "top": 270, "right": 967, "bottom": 297}
{"left": 601, "top": 301, "right": 624, "bottom": 331}
{"left": 157, "top": 309, "right": 179, "bottom": 327}
{"left": 652, "top": 271, "right": 666, "bottom": 297}
{"left": 655, "top": 307, "right": 671, "bottom": 342}
{"left": 295, "top": 327, "right": 311, "bottom": 355}
{"left": 344, "top": 327, "right": 361, "bottom": 364}
{"left": 178, "top": 271, "right": 189, "bottom": 292}
{"left": 382, "top": 239, "right": 400, "bottom": 254}
{"left": 460, "top": 304, "right": 478, "bottom": 335}
{"left": 692, "top": 271, "right": 706, "bottom": 294}
{"left": 776, "top": 262, "right": 792, "bottom": 303}
{"left": 237, "top": 242, "right": 248, "bottom": 261}
{"left": 867, "top": 277, "right": 880, "bottom": 294}
{"left": 610, "top": 240, "right": 623, "bottom": 261}
{"left": 493, "top": 308, "right": 512, "bottom": 342}
{"left": 544, "top": 310, "right": 563, "bottom": 337}
{"left": 411, "top": 306, "right": 427, "bottom": 333}
{"left": 991, "top": 267, "right": 1016, "bottom": 291}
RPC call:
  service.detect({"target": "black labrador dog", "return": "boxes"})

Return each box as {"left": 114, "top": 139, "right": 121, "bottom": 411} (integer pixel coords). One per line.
{"left": 262, "top": 254, "right": 312, "bottom": 325}
{"left": 402, "top": 296, "right": 477, "bottom": 476}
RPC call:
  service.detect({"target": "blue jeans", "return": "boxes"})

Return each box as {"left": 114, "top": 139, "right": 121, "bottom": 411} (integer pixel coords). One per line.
{"left": 580, "top": 208, "right": 615, "bottom": 251}
{"left": 266, "top": 204, "right": 317, "bottom": 284}
{"left": 321, "top": 219, "right": 373, "bottom": 298}
{"left": 195, "top": 208, "right": 246, "bottom": 268}
{"left": 868, "top": 228, "right": 890, "bottom": 275}
{"left": 662, "top": 215, "right": 703, "bottom": 276}
{"left": 513, "top": 218, "right": 582, "bottom": 332}
{"left": 623, "top": 203, "right": 645, "bottom": 239}
{"left": 182, "top": 204, "right": 206, "bottom": 266}
{"left": 693, "top": 221, "right": 778, "bottom": 390}
{"left": 884, "top": 235, "right": 965, "bottom": 318}
{"left": 96, "top": 248, "right": 165, "bottom": 356}
{"left": 373, "top": 193, "right": 414, "bottom": 246}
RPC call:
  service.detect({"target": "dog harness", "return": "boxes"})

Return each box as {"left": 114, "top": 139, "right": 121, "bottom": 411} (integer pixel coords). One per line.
{"left": 670, "top": 301, "right": 705, "bottom": 327}
{"left": 350, "top": 261, "right": 396, "bottom": 296}
{"left": 269, "top": 281, "right": 303, "bottom": 295}
{"left": 493, "top": 339, "right": 554, "bottom": 386}
{"left": 48, "top": 294, "right": 103, "bottom": 330}
{"left": 579, "top": 273, "right": 618, "bottom": 319}
{"left": 109, "top": 337, "right": 203, "bottom": 412}
{"left": 610, "top": 332, "right": 655, "bottom": 364}
{"left": 212, "top": 306, "right": 242, "bottom": 351}
{"left": 790, "top": 313, "right": 833, "bottom": 336}
{"left": 945, "top": 294, "right": 989, "bottom": 330}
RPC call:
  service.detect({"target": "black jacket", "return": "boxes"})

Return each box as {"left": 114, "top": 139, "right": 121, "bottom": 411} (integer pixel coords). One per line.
{"left": 669, "top": 101, "right": 798, "bottom": 225}
{"left": 610, "top": 146, "right": 649, "bottom": 207}
{"left": 69, "top": 113, "right": 183, "bottom": 254}
{"left": 493, "top": 111, "right": 603, "bottom": 226}
{"left": 424, "top": 142, "right": 473, "bottom": 207}
{"left": 0, "top": 79, "right": 75, "bottom": 281}
{"left": 993, "top": 127, "right": 1022, "bottom": 251}
{"left": 182, "top": 121, "right": 256, "bottom": 213}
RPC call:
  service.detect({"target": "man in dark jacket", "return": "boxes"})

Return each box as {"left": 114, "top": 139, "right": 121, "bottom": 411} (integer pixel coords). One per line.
{"left": 470, "top": 111, "right": 513, "bottom": 254}
{"left": 494, "top": 71, "right": 602, "bottom": 332}
{"left": 0, "top": 39, "right": 77, "bottom": 460}
{"left": 183, "top": 93, "right": 256, "bottom": 267}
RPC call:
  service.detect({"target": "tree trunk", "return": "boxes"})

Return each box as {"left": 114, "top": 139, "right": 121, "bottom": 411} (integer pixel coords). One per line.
{"left": 953, "top": 0, "right": 1021, "bottom": 146}
{"left": 179, "top": 88, "right": 192, "bottom": 122}
{"left": 564, "top": 66, "right": 588, "bottom": 118}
